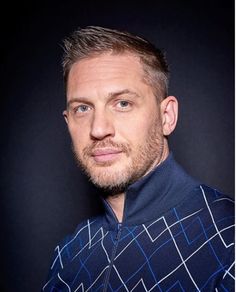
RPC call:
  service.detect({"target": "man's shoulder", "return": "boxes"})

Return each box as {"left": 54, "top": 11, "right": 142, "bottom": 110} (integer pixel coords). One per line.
{"left": 59, "top": 214, "right": 105, "bottom": 251}
{"left": 175, "top": 184, "right": 234, "bottom": 236}
{"left": 180, "top": 183, "right": 234, "bottom": 211}
{"left": 44, "top": 214, "right": 105, "bottom": 284}
{"left": 196, "top": 184, "right": 234, "bottom": 214}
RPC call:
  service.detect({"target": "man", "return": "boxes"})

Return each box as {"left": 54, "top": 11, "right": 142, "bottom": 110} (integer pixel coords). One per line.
{"left": 43, "top": 26, "right": 234, "bottom": 291}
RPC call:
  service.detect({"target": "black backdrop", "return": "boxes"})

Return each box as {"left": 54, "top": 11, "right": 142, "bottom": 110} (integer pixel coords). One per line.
{"left": 1, "top": 1, "right": 234, "bottom": 291}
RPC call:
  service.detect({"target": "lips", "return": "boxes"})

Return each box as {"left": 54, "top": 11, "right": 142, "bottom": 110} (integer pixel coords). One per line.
{"left": 91, "top": 148, "right": 123, "bottom": 162}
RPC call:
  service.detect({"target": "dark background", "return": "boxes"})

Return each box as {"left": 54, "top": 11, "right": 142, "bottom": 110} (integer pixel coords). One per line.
{"left": 1, "top": 1, "right": 234, "bottom": 291}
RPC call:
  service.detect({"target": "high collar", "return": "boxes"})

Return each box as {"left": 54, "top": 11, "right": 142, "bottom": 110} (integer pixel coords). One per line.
{"left": 102, "top": 153, "right": 200, "bottom": 229}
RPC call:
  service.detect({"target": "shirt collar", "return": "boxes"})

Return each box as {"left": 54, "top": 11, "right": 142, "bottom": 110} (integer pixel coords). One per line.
{"left": 102, "top": 153, "right": 200, "bottom": 228}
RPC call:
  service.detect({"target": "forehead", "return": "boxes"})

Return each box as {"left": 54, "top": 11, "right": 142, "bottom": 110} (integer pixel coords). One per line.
{"left": 67, "top": 53, "right": 146, "bottom": 92}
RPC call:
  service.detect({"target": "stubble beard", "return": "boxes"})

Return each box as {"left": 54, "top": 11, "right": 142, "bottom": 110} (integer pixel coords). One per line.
{"left": 72, "top": 118, "right": 164, "bottom": 196}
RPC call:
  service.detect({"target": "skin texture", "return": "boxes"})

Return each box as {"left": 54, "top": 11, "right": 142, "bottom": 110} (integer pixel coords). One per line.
{"left": 63, "top": 53, "right": 178, "bottom": 221}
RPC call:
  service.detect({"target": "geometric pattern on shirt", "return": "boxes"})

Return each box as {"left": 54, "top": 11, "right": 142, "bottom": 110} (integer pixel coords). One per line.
{"left": 42, "top": 186, "right": 235, "bottom": 292}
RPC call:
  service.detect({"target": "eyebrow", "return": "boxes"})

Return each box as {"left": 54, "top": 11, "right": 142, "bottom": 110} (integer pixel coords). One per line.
{"left": 66, "top": 89, "right": 141, "bottom": 108}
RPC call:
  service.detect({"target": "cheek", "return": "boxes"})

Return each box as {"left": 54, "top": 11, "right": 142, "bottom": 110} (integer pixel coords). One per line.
{"left": 68, "top": 125, "right": 88, "bottom": 149}
{"left": 117, "top": 116, "right": 156, "bottom": 145}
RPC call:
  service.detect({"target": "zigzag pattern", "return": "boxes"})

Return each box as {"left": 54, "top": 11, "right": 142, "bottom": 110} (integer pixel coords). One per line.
{"left": 42, "top": 186, "right": 234, "bottom": 291}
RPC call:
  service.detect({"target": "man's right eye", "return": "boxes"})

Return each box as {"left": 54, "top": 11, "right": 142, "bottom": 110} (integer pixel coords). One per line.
{"left": 74, "top": 105, "right": 91, "bottom": 113}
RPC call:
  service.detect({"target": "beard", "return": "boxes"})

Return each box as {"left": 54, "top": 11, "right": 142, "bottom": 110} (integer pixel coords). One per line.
{"left": 72, "top": 118, "right": 164, "bottom": 196}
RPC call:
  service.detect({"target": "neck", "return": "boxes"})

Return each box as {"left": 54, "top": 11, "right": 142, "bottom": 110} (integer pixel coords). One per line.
{"left": 106, "top": 193, "right": 125, "bottom": 223}
{"left": 106, "top": 144, "right": 170, "bottom": 223}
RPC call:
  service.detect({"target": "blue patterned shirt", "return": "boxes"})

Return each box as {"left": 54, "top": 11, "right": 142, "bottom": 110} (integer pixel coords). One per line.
{"left": 42, "top": 154, "right": 235, "bottom": 291}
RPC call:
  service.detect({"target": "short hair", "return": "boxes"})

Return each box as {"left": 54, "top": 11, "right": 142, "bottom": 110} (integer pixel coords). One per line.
{"left": 62, "top": 26, "right": 169, "bottom": 99}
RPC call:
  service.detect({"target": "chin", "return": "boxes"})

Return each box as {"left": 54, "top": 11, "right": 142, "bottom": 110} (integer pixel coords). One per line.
{"left": 87, "top": 165, "right": 131, "bottom": 189}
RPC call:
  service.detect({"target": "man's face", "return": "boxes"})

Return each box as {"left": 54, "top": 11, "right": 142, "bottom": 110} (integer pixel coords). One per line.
{"left": 64, "top": 53, "right": 168, "bottom": 192}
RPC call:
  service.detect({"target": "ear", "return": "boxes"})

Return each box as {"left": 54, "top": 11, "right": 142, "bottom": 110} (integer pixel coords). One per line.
{"left": 63, "top": 110, "right": 69, "bottom": 124}
{"left": 160, "top": 96, "right": 178, "bottom": 136}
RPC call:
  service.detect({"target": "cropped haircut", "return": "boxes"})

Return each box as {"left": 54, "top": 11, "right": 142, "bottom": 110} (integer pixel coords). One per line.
{"left": 62, "top": 26, "right": 169, "bottom": 100}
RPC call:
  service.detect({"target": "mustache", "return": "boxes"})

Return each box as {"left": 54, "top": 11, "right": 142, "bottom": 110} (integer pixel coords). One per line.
{"left": 83, "top": 139, "right": 131, "bottom": 157}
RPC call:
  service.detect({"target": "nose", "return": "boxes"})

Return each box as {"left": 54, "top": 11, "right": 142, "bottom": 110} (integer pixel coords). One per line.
{"left": 90, "top": 109, "right": 115, "bottom": 140}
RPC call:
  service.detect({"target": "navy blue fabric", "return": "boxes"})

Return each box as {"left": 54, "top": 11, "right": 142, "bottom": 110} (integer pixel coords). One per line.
{"left": 42, "top": 154, "right": 235, "bottom": 291}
